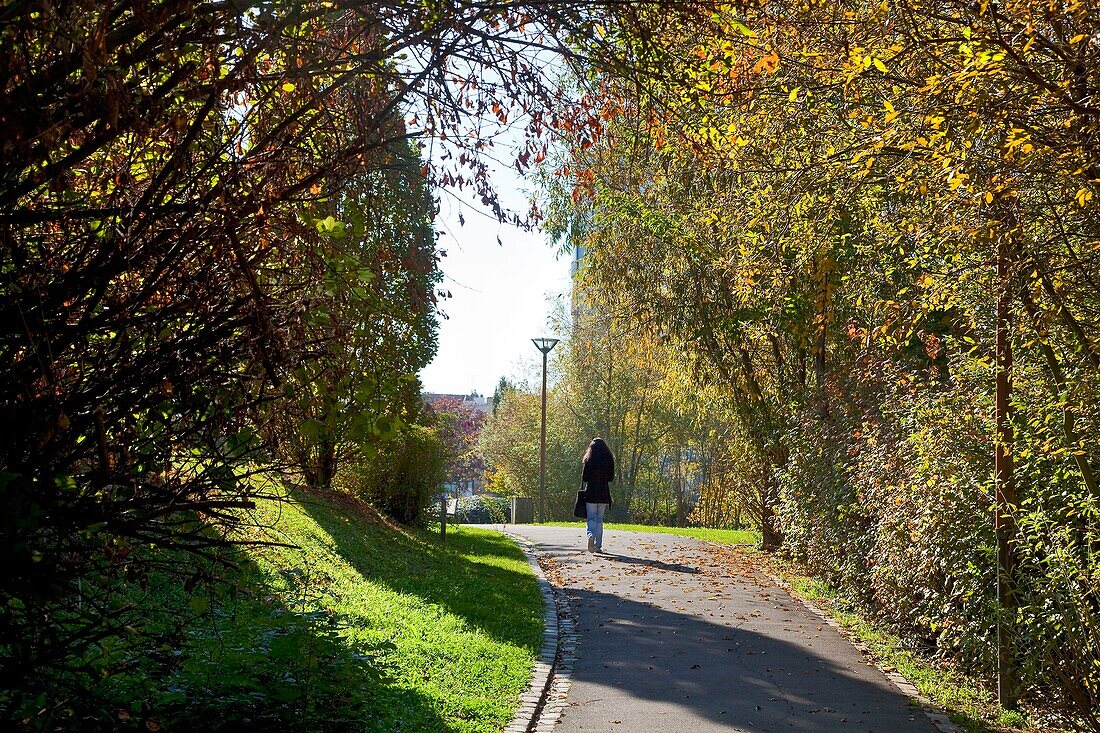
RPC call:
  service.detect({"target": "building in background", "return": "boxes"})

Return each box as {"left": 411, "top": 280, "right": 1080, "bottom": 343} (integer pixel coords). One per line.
{"left": 422, "top": 392, "right": 491, "bottom": 415}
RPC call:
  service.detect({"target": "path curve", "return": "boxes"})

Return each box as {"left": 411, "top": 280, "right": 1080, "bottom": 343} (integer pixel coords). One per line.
{"left": 502, "top": 524, "right": 945, "bottom": 733}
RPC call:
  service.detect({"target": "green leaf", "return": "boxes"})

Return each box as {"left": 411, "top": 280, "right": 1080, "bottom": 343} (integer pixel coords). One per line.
{"left": 270, "top": 633, "right": 302, "bottom": 661}
{"left": 300, "top": 418, "right": 324, "bottom": 441}
{"left": 731, "top": 21, "right": 756, "bottom": 38}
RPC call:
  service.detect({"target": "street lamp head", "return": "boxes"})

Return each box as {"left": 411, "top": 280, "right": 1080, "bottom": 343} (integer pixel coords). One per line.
{"left": 531, "top": 337, "right": 559, "bottom": 354}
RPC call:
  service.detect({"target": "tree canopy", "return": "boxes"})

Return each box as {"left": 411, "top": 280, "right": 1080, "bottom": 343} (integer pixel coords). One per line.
{"left": 0, "top": 0, "right": 704, "bottom": 720}
{"left": 540, "top": 0, "right": 1100, "bottom": 724}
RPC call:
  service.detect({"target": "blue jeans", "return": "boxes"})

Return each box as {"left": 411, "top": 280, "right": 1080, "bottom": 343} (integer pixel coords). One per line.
{"left": 586, "top": 502, "right": 608, "bottom": 549}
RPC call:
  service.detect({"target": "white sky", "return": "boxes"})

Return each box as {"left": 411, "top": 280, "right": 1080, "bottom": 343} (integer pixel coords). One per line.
{"left": 410, "top": 39, "right": 576, "bottom": 398}
{"left": 418, "top": 161, "right": 572, "bottom": 397}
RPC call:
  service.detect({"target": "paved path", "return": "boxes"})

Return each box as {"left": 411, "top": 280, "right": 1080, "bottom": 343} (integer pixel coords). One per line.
{"left": 504, "top": 525, "right": 940, "bottom": 733}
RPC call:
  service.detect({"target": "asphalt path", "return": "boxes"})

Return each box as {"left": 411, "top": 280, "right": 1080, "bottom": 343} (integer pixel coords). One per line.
{"left": 502, "top": 524, "right": 941, "bottom": 733}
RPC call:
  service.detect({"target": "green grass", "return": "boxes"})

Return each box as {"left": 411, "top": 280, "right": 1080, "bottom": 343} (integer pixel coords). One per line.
{"left": 775, "top": 563, "right": 1043, "bottom": 733}
{"left": 51, "top": 489, "right": 544, "bottom": 732}
{"left": 239, "top": 489, "right": 545, "bottom": 732}
{"left": 541, "top": 520, "right": 759, "bottom": 546}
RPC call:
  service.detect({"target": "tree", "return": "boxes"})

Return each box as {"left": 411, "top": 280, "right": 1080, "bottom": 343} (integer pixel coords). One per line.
{"left": 271, "top": 141, "right": 440, "bottom": 490}
{"left": 492, "top": 376, "right": 515, "bottom": 414}
{"left": 479, "top": 371, "right": 584, "bottom": 518}
{"left": 0, "top": 0, "right": 714, "bottom": 713}
{"left": 542, "top": 0, "right": 1100, "bottom": 720}
{"left": 479, "top": 388, "right": 543, "bottom": 500}
{"left": 426, "top": 396, "right": 488, "bottom": 494}
{"left": 558, "top": 301, "right": 677, "bottom": 521}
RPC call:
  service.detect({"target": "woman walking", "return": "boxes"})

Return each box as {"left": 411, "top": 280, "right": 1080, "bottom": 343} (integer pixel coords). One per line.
{"left": 581, "top": 437, "right": 614, "bottom": 552}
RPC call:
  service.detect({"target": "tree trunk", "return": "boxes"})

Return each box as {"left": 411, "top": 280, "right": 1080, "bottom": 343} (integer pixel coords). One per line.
{"left": 760, "top": 472, "right": 782, "bottom": 551}
{"left": 318, "top": 436, "right": 337, "bottom": 489}
{"left": 995, "top": 215, "right": 1020, "bottom": 709}
{"left": 675, "top": 447, "right": 685, "bottom": 526}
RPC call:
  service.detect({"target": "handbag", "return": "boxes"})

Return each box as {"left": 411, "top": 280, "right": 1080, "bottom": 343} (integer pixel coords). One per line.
{"left": 573, "top": 487, "right": 587, "bottom": 519}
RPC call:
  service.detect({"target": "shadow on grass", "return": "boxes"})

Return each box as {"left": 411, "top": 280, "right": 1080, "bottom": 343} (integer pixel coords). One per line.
{"left": 291, "top": 487, "right": 544, "bottom": 655}
{"left": 193, "top": 546, "right": 454, "bottom": 733}
{"left": 9, "top": 537, "right": 452, "bottom": 733}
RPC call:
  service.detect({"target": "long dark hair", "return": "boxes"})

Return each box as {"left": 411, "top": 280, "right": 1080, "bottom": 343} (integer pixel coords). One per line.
{"left": 583, "top": 437, "right": 614, "bottom": 474}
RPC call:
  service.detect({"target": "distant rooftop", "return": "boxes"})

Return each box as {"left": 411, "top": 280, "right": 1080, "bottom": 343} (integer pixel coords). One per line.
{"left": 422, "top": 392, "right": 491, "bottom": 413}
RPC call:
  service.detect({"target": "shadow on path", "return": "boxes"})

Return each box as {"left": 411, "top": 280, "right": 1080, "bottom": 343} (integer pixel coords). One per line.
{"left": 560, "top": 584, "right": 937, "bottom": 733}
{"left": 601, "top": 552, "right": 700, "bottom": 574}
{"left": 505, "top": 525, "right": 937, "bottom": 733}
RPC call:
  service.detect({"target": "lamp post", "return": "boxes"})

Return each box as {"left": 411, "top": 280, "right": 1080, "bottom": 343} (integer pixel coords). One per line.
{"left": 531, "top": 337, "right": 559, "bottom": 523}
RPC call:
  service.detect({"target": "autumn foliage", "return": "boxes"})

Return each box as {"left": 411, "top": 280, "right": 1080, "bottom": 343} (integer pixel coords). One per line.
{"left": 547, "top": 0, "right": 1100, "bottom": 725}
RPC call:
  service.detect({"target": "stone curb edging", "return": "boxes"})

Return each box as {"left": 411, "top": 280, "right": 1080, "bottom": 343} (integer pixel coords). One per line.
{"left": 531, "top": 572, "right": 576, "bottom": 733}
{"left": 751, "top": 558, "right": 959, "bottom": 733}
{"left": 502, "top": 530, "right": 577, "bottom": 733}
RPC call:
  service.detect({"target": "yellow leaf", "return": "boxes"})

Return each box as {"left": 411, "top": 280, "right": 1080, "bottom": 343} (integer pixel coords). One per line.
{"left": 873, "top": 57, "right": 888, "bottom": 73}
{"left": 984, "top": 191, "right": 994, "bottom": 204}
{"left": 281, "top": 82, "right": 296, "bottom": 93}
{"left": 789, "top": 87, "right": 799, "bottom": 101}
{"left": 732, "top": 21, "right": 756, "bottom": 38}
{"left": 1076, "top": 188, "right": 1094, "bottom": 206}
{"left": 1070, "top": 34, "right": 1087, "bottom": 44}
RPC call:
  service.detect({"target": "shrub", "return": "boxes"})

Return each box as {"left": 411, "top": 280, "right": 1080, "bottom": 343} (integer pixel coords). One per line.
{"left": 455, "top": 495, "right": 509, "bottom": 524}
{"left": 339, "top": 425, "right": 446, "bottom": 525}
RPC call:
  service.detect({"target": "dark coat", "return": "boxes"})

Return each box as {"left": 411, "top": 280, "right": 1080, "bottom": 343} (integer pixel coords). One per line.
{"left": 582, "top": 455, "right": 614, "bottom": 504}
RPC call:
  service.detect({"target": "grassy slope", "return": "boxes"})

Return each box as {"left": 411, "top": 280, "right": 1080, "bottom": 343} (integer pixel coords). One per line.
{"left": 541, "top": 520, "right": 758, "bottom": 546}
{"left": 73, "top": 490, "right": 544, "bottom": 732}
{"left": 241, "top": 489, "right": 544, "bottom": 732}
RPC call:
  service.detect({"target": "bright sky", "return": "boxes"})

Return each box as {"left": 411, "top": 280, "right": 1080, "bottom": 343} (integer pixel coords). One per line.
{"left": 409, "top": 38, "right": 575, "bottom": 398}
{"left": 418, "top": 161, "right": 572, "bottom": 398}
